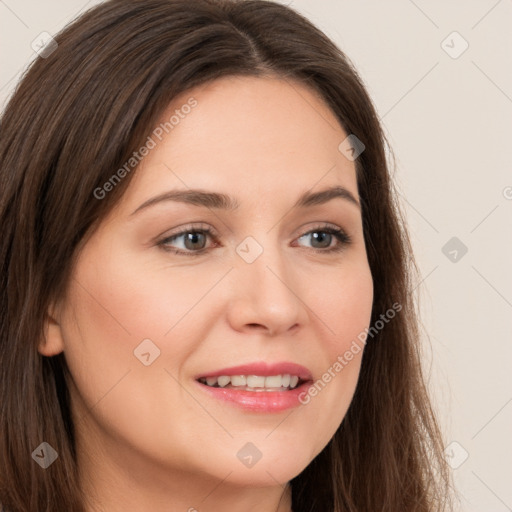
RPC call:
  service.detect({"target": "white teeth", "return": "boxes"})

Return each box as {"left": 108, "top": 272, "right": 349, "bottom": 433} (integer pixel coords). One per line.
{"left": 199, "top": 374, "right": 303, "bottom": 390}
{"left": 230, "top": 375, "right": 247, "bottom": 386}
{"left": 217, "top": 376, "right": 231, "bottom": 387}
{"left": 246, "top": 375, "right": 266, "bottom": 388}
{"left": 264, "top": 375, "right": 283, "bottom": 387}
{"left": 206, "top": 377, "right": 218, "bottom": 387}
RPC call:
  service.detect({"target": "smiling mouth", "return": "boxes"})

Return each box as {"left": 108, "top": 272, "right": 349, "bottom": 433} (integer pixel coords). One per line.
{"left": 196, "top": 374, "right": 306, "bottom": 391}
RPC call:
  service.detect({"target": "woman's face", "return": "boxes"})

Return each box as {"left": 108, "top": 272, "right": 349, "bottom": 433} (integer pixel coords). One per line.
{"left": 42, "top": 76, "right": 373, "bottom": 494}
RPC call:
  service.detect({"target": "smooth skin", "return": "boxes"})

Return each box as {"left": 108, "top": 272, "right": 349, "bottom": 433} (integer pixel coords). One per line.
{"left": 40, "top": 75, "right": 374, "bottom": 512}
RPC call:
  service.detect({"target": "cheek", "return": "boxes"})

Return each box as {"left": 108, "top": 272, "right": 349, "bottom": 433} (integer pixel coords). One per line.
{"left": 58, "top": 254, "right": 207, "bottom": 464}
{"left": 312, "top": 257, "right": 374, "bottom": 350}
{"left": 297, "top": 259, "right": 373, "bottom": 444}
{"left": 66, "top": 243, "right": 212, "bottom": 348}
{"left": 58, "top": 245, "right": 225, "bottom": 413}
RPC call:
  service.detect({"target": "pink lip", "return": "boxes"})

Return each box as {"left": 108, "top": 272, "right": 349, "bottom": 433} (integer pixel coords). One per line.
{"left": 194, "top": 361, "right": 313, "bottom": 381}
{"left": 195, "top": 380, "right": 313, "bottom": 412}
{"left": 194, "top": 361, "right": 314, "bottom": 413}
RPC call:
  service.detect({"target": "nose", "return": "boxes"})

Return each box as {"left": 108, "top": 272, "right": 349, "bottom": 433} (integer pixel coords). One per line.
{"left": 226, "top": 241, "right": 306, "bottom": 337}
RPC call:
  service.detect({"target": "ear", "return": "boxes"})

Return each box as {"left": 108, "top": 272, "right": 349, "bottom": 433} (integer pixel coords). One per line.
{"left": 38, "top": 302, "right": 65, "bottom": 357}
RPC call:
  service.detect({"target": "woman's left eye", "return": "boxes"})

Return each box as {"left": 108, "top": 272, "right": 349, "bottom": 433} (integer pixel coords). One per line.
{"left": 295, "top": 226, "right": 352, "bottom": 252}
{"left": 158, "top": 224, "right": 352, "bottom": 256}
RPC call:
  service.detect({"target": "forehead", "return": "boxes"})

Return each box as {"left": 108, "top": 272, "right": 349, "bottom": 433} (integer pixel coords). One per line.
{"left": 119, "top": 75, "right": 358, "bottom": 209}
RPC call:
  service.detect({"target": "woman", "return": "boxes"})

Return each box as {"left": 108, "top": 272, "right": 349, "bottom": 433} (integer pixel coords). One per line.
{"left": 0, "top": 0, "right": 453, "bottom": 510}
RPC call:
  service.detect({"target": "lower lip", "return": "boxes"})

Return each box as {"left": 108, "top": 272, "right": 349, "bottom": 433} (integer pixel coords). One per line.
{"left": 195, "top": 380, "right": 312, "bottom": 412}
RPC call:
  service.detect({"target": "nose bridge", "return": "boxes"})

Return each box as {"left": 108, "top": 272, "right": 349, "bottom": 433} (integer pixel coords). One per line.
{"left": 239, "top": 228, "right": 290, "bottom": 282}
{"left": 227, "top": 232, "right": 304, "bottom": 334}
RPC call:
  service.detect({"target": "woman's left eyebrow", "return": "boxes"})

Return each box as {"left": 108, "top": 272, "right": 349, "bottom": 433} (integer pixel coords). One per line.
{"left": 130, "top": 185, "right": 360, "bottom": 217}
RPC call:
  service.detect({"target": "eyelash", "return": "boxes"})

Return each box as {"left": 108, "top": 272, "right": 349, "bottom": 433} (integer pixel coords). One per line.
{"left": 157, "top": 223, "right": 352, "bottom": 256}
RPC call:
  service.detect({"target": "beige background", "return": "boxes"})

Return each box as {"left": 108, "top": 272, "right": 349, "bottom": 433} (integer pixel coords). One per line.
{"left": 1, "top": 1, "right": 511, "bottom": 510}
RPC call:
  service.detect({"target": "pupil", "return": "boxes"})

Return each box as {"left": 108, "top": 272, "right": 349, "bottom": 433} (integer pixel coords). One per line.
{"left": 185, "top": 232, "right": 205, "bottom": 250}
{"left": 312, "top": 231, "right": 331, "bottom": 248}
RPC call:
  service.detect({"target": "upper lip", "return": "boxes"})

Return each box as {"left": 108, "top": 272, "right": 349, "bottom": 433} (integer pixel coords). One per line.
{"left": 195, "top": 361, "right": 313, "bottom": 381}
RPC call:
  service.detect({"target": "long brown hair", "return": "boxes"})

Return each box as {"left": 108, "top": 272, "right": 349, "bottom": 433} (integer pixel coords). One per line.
{"left": 0, "top": 0, "right": 452, "bottom": 510}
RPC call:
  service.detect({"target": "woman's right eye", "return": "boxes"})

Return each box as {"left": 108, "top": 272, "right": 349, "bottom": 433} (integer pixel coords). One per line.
{"left": 158, "top": 228, "right": 217, "bottom": 256}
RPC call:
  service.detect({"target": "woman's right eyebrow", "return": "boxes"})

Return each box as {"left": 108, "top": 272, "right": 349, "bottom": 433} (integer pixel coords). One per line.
{"left": 130, "top": 189, "right": 239, "bottom": 216}
{"left": 130, "top": 185, "right": 360, "bottom": 217}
